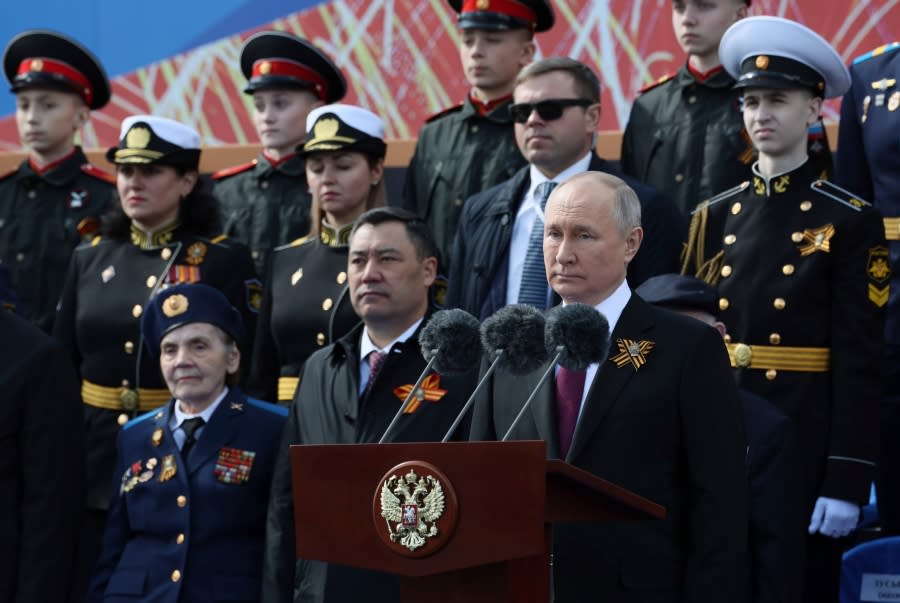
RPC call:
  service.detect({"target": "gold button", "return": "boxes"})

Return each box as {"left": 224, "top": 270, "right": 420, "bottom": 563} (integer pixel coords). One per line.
{"left": 800, "top": 200, "right": 812, "bottom": 212}
{"left": 161, "top": 248, "right": 172, "bottom": 260}
{"left": 146, "top": 275, "right": 157, "bottom": 288}
{"left": 260, "top": 180, "right": 269, "bottom": 189}
{"left": 674, "top": 173, "right": 684, "bottom": 183}
{"left": 316, "top": 332, "right": 326, "bottom": 346}
{"left": 117, "top": 413, "right": 129, "bottom": 426}
{"left": 688, "top": 96, "right": 697, "bottom": 104}
{"left": 124, "top": 341, "right": 135, "bottom": 354}
{"left": 782, "top": 264, "right": 795, "bottom": 275}
{"left": 773, "top": 298, "right": 786, "bottom": 310}
{"left": 177, "top": 495, "right": 187, "bottom": 507}
{"left": 121, "top": 379, "right": 130, "bottom": 388}
{"left": 27, "top": 190, "right": 37, "bottom": 199}
{"left": 454, "top": 198, "right": 463, "bottom": 207}
{"left": 731, "top": 202, "right": 742, "bottom": 215}
{"left": 724, "top": 234, "right": 737, "bottom": 245}
{"left": 171, "top": 569, "right": 181, "bottom": 582}
{"left": 791, "top": 232, "right": 803, "bottom": 243}
{"left": 16, "top": 252, "right": 25, "bottom": 262}
{"left": 336, "top": 271, "right": 347, "bottom": 285}
{"left": 252, "top": 251, "right": 260, "bottom": 260}
{"left": 132, "top": 304, "right": 143, "bottom": 318}
{"left": 765, "top": 369, "right": 777, "bottom": 381}
{"left": 723, "top": 334, "right": 732, "bottom": 343}
{"left": 720, "top": 265, "right": 732, "bottom": 278}
{"left": 322, "top": 298, "right": 333, "bottom": 311}
{"left": 471, "top": 125, "right": 479, "bottom": 133}
{"left": 719, "top": 297, "right": 729, "bottom": 311}
{"left": 769, "top": 333, "right": 781, "bottom": 345}
{"left": 176, "top": 533, "right": 185, "bottom": 545}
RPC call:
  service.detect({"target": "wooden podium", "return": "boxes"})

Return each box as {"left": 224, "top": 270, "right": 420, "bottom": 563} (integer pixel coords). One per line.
{"left": 289, "top": 441, "right": 664, "bottom": 603}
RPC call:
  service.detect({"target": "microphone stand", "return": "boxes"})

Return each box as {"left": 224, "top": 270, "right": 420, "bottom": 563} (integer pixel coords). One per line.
{"left": 378, "top": 350, "right": 439, "bottom": 444}
{"left": 440, "top": 349, "right": 504, "bottom": 443}
{"left": 501, "top": 346, "right": 563, "bottom": 442}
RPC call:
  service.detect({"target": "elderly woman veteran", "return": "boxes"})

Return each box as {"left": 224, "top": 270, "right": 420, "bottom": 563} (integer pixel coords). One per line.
{"left": 247, "top": 103, "right": 387, "bottom": 404}
{"left": 53, "top": 115, "right": 259, "bottom": 599}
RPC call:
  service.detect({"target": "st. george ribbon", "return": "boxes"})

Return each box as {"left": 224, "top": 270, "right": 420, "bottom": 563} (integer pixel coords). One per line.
{"left": 501, "top": 303, "right": 611, "bottom": 442}
{"left": 440, "top": 304, "right": 549, "bottom": 442}
{"left": 378, "top": 309, "right": 482, "bottom": 444}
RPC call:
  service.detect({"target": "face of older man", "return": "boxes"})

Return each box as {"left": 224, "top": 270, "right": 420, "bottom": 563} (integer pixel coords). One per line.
{"left": 542, "top": 175, "right": 643, "bottom": 306}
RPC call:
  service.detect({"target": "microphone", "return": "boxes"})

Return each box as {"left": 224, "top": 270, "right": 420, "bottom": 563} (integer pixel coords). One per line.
{"left": 501, "top": 303, "right": 610, "bottom": 441}
{"left": 378, "top": 309, "right": 482, "bottom": 444}
{"left": 441, "top": 304, "right": 548, "bottom": 442}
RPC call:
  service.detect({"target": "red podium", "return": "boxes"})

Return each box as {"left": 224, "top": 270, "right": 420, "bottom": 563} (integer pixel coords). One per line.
{"left": 289, "top": 440, "right": 664, "bottom": 603}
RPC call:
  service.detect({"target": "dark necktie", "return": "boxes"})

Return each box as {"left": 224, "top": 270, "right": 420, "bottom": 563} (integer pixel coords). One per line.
{"left": 555, "top": 367, "right": 586, "bottom": 458}
{"left": 180, "top": 417, "right": 206, "bottom": 459}
{"left": 363, "top": 350, "right": 386, "bottom": 397}
{"left": 518, "top": 180, "right": 557, "bottom": 309}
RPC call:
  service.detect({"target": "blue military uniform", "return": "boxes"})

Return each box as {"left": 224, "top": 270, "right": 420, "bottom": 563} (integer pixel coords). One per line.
{"left": 835, "top": 42, "right": 900, "bottom": 533}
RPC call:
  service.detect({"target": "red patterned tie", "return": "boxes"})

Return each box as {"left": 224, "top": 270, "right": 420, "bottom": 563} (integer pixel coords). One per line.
{"left": 364, "top": 351, "right": 386, "bottom": 397}
{"left": 555, "top": 367, "right": 586, "bottom": 458}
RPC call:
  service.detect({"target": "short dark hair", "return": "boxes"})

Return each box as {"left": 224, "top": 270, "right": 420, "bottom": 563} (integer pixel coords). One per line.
{"left": 350, "top": 207, "right": 439, "bottom": 261}
{"left": 515, "top": 57, "right": 601, "bottom": 103}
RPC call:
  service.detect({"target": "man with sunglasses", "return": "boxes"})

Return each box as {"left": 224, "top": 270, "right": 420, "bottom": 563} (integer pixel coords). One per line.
{"left": 402, "top": 0, "right": 552, "bottom": 267}
{"left": 446, "top": 56, "right": 683, "bottom": 319}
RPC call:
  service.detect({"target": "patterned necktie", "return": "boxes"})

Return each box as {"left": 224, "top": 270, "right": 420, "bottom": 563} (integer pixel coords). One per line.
{"left": 555, "top": 367, "right": 586, "bottom": 458}
{"left": 180, "top": 417, "right": 206, "bottom": 459}
{"left": 364, "top": 350, "right": 386, "bottom": 397}
{"left": 518, "top": 180, "right": 557, "bottom": 309}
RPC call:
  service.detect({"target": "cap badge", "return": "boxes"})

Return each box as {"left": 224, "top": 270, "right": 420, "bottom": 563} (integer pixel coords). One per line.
{"left": 755, "top": 55, "right": 769, "bottom": 70}
{"left": 126, "top": 126, "right": 151, "bottom": 150}
{"left": 313, "top": 117, "right": 340, "bottom": 141}
{"left": 162, "top": 293, "right": 189, "bottom": 317}
{"left": 476, "top": 0, "right": 490, "bottom": 9}
{"left": 259, "top": 61, "right": 272, "bottom": 75}
{"left": 31, "top": 58, "right": 44, "bottom": 72}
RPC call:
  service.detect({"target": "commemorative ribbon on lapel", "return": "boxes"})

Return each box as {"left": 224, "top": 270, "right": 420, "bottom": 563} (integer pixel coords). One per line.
{"left": 610, "top": 338, "right": 655, "bottom": 371}
{"left": 393, "top": 373, "right": 448, "bottom": 414}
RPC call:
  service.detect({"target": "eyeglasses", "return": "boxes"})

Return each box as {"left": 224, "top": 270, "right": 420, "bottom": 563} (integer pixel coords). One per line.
{"left": 509, "top": 98, "right": 594, "bottom": 123}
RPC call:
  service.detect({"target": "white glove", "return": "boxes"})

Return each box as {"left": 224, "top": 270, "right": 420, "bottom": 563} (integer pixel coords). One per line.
{"left": 808, "top": 496, "right": 860, "bottom": 538}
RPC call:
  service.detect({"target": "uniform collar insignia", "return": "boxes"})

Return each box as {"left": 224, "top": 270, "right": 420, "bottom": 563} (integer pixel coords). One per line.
{"left": 393, "top": 373, "right": 448, "bottom": 414}
{"left": 230, "top": 402, "right": 244, "bottom": 411}
{"left": 610, "top": 338, "right": 655, "bottom": 371}
{"left": 130, "top": 221, "right": 180, "bottom": 249}
{"left": 798, "top": 224, "right": 835, "bottom": 255}
{"left": 318, "top": 220, "right": 353, "bottom": 248}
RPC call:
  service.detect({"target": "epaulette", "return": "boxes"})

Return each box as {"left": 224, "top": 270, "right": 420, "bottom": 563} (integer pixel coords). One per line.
{"left": 0, "top": 167, "right": 16, "bottom": 181}
{"left": 80, "top": 163, "right": 116, "bottom": 184}
{"left": 690, "top": 181, "right": 750, "bottom": 215}
{"left": 638, "top": 72, "right": 676, "bottom": 94}
{"left": 122, "top": 408, "right": 160, "bottom": 431}
{"left": 246, "top": 397, "right": 289, "bottom": 417}
{"left": 425, "top": 102, "right": 464, "bottom": 124}
{"left": 853, "top": 42, "right": 900, "bottom": 65}
{"left": 810, "top": 180, "right": 871, "bottom": 211}
{"left": 209, "top": 233, "right": 229, "bottom": 245}
{"left": 284, "top": 234, "right": 312, "bottom": 249}
{"left": 211, "top": 160, "right": 258, "bottom": 180}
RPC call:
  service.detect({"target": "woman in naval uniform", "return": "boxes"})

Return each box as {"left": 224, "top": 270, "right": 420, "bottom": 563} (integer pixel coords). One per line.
{"left": 247, "top": 104, "right": 386, "bottom": 404}
{"left": 52, "top": 115, "right": 259, "bottom": 601}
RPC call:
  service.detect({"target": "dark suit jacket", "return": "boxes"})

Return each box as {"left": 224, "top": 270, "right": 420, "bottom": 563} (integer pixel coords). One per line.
{"left": 469, "top": 295, "right": 748, "bottom": 602}
{"left": 87, "top": 388, "right": 287, "bottom": 603}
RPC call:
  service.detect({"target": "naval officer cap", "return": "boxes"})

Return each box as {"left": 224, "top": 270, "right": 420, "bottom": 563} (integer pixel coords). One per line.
{"left": 299, "top": 103, "right": 387, "bottom": 158}
{"left": 448, "top": 0, "right": 554, "bottom": 33}
{"left": 720, "top": 16, "right": 850, "bottom": 99}
{"left": 635, "top": 274, "right": 720, "bottom": 318}
{"left": 106, "top": 115, "right": 202, "bottom": 171}
{"left": 3, "top": 29, "right": 111, "bottom": 110}
{"left": 240, "top": 31, "right": 346, "bottom": 103}
{"left": 142, "top": 283, "right": 244, "bottom": 357}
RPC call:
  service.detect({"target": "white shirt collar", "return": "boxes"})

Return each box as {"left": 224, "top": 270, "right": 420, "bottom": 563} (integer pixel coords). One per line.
{"left": 359, "top": 317, "right": 425, "bottom": 363}
{"left": 171, "top": 386, "right": 228, "bottom": 428}
{"left": 520, "top": 151, "right": 594, "bottom": 218}
{"left": 592, "top": 278, "right": 632, "bottom": 334}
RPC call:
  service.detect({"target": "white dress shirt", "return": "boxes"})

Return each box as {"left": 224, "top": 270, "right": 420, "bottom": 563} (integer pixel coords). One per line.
{"left": 358, "top": 318, "right": 424, "bottom": 395}
{"left": 169, "top": 387, "right": 228, "bottom": 450}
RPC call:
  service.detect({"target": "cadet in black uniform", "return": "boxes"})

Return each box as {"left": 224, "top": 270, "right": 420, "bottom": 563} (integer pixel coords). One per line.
{"left": 0, "top": 29, "right": 116, "bottom": 332}
{"left": 248, "top": 104, "right": 387, "bottom": 403}
{"left": 53, "top": 115, "right": 259, "bottom": 602}
{"left": 402, "top": 0, "right": 553, "bottom": 265}
{"left": 681, "top": 17, "right": 886, "bottom": 602}
{"left": 212, "top": 31, "right": 346, "bottom": 274}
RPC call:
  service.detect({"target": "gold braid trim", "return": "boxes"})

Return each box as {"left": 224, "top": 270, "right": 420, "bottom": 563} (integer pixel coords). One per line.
{"left": 680, "top": 203, "right": 723, "bottom": 286}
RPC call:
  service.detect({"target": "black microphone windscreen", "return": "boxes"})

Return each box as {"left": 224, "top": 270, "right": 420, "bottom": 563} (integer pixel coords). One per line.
{"left": 419, "top": 309, "right": 482, "bottom": 373}
{"left": 481, "top": 304, "right": 548, "bottom": 375}
{"left": 544, "top": 303, "right": 611, "bottom": 371}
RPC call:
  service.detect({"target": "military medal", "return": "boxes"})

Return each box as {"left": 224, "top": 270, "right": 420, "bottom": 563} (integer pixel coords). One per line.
{"left": 214, "top": 447, "right": 256, "bottom": 484}
{"left": 889, "top": 91, "right": 900, "bottom": 112}
{"left": 101, "top": 265, "right": 116, "bottom": 283}
{"left": 393, "top": 374, "right": 448, "bottom": 414}
{"left": 862, "top": 95, "right": 871, "bottom": 123}
{"left": 151, "top": 428, "right": 164, "bottom": 447}
{"left": 69, "top": 188, "right": 88, "bottom": 209}
{"left": 139, "top": 470, "right": 154, "bottom": 483}
{"left": 146, "top": 457, "right": 158, "bottom": 469}
{"left": 797, "top": 224, "right": 835, "bottom": 256}
{"left": 610, "top": 338, "right": 655, "bottom": 371}
{"left": 184, "top": 242, "right": 207, "bottom": 265}
{"left": 291, "top": 268, "right": 303, "bottom": 286}
{"left": 875, "top": 93, "right": 885, "bottom": 107}
{"left": 158, "top": 454, "right": 177, "bottom": 482}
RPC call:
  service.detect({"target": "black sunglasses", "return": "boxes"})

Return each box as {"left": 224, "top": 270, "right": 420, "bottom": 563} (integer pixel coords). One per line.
{"left": 509, "top": 98, "right": 594, "bottom": 123}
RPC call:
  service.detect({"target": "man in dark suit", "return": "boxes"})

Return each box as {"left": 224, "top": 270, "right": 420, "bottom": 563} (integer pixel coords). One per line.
{"left": 0, "top": 266, "right": 83, "bottom": 603}
{"left": 469, "top": 172, "right": 748, "bottom": 602}
{"left": 446, "top": 56, "right": 684, "bottom": 319}
{"left": 87, "top": 283, "right": 287, "bottom": 602}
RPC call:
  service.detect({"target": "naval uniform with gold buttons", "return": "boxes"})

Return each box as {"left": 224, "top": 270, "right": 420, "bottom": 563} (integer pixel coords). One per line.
{"left": 53, "top": 223, "right": 260, "bottom": 513}
{"left": 247, "top": 221, "right": 360, "bottom": 404}
{"left": 86, "top": 388, "right": 286, "bottom": 603}
{"left": 682, "top": 159, "right": 887, "bottom": 515}
{"left": 0, "top": 147, "right": 115, "bottom": 332}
